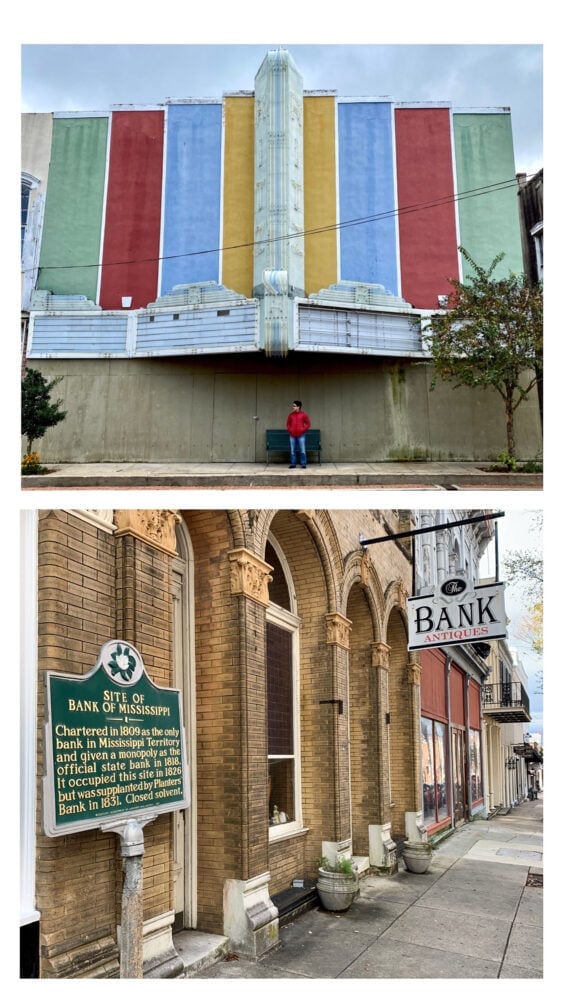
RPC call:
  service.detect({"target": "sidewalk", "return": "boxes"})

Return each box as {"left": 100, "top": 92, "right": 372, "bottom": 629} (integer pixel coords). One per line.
{"left": 21, "top": 461, "right": 543, "bottom": 491}
{"left": 178, "top": 795, "right": 543, "bottom": 980}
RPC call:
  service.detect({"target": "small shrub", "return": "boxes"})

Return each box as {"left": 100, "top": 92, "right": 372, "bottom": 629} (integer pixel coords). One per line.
{"left": 520, "top": 458, "right": 543, "bottom": 473}
{"left": 21, "top": 451, "right": 44, "bottom": 475}
{"left": 21, "top": 367, "right": 67, "bottom": 455}
{"left": 496, "top": 451, "right": 518, "bottom": 472}
{"left": 485, "top": 452, "right": 542, "bottom": 473}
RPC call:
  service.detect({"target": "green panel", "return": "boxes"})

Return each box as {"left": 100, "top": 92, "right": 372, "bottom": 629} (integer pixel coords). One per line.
{"left": 38, "top": 117, "right": 108, "bottom": 300}
{"left": 454, "top": 113, "right": 523, "bottom": 279}
{"left": 46, "top": 653, "right": 188, "bottom": 834}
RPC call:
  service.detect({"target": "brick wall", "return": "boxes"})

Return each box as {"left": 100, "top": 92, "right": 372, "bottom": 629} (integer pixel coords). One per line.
{"left": 36, "top": 511, "right": 177, "bottom": 976}
{"left": 348, "top": 583, "right": 378, "bottom": 856}
{"left": 36, "top": 510, "right": 120, "bottom": 977}
{"left": 33, "top": 507, "right": 417, "bottom": 970}
{"left": 182, "top": 510, "right": 247, "bottom": 932}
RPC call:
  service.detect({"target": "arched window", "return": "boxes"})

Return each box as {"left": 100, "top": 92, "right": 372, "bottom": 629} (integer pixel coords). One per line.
{"left": 265, "top": 537, "right": 302, "bottom": 840}
{"left": 172, "top": 520, "right": 197, "bottom": 928}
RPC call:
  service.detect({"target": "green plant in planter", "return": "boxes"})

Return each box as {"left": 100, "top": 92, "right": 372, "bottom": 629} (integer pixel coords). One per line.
{"left": 316, "top": 856, "right": 358, "bottom": 912}
{"left": 317, "top": 855, "right": 355, "bottom": 874}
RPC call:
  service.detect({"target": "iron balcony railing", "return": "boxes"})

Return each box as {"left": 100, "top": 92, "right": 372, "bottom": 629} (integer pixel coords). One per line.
{"left": 482, "top": 681, "right": 531, "bottom": 722}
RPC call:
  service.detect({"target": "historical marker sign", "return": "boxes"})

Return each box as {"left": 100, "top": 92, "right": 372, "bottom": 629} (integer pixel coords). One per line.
{"left": 43, "top": 640, "right": 190, "bottom": 837}
{"left": 407, "top": 579, "right": 506, "bottom": 651}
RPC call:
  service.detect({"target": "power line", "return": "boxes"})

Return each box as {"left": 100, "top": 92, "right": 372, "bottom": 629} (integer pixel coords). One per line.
{"left": 27, "top": 177, "right": 519, "bottom": 275}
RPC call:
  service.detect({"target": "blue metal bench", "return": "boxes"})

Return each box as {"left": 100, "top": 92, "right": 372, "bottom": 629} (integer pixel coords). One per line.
{"left": 266, "top": 429, "right": 322, "bottom": 465}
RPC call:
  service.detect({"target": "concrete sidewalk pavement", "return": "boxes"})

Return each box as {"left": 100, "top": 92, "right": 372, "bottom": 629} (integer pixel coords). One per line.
{"left": 21, "top": 460, "right": 543, "bottom": 491}
{"left": 178, "top": 795, "right": 543, "bottom": 980}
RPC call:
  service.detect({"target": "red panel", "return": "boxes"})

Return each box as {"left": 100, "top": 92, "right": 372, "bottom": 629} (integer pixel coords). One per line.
{"left": 395, "top": 108, "right": 459, "bottom": 309}
{"left": 449, "top": 665, "right": 465, "bottom": 726}
{"left": 100, "top": 111, "right": 164, "bottom": 309}
{"left": 468, "top": 679, "right": 481, "bottom": 730}
{"left": 420, "top": 648, "right": 447, "bottom": 720}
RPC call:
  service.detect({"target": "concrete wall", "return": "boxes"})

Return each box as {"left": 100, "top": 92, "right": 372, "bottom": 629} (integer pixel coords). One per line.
{"left": 28, "top": 354, "right": 542, "bottom": 463}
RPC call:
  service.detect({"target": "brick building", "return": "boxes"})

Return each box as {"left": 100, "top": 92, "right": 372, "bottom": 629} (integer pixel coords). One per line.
{"left": 21, "top": 507, "right": 422, "bottom": 978}
{"left": 413, "top": 510, "right": 497, "bottom": 833}
{"left": 21, "top": 505, "right": 505, "bottom": 978}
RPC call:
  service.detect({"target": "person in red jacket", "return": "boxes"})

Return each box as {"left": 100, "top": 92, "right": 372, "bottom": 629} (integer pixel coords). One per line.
{"left": 286, "top": 400, "right": 311, "bottom": 469}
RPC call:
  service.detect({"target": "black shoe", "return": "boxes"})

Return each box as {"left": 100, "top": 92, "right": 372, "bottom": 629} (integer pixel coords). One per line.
{"left": 301, "top": 465, "right": 307, "bottom": 469}
{"left": 289, "top": 465, "right": 296, "bottom": 468}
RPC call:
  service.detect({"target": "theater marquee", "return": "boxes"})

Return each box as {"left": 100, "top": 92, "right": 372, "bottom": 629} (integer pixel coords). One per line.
{"left": 407, "top": 578, "right": 506, "bottom": 651}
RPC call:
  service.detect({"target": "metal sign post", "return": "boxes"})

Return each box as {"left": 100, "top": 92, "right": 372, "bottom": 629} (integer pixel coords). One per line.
{"left": 43, "top": 640, "right": 191, "bottom": 979}
{"left": 101, "top": 816, "right": 156, "bottom": 979}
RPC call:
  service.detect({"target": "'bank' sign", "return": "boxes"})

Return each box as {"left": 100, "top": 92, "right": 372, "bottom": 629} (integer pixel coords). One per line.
{"left": 407, "top": 579, "right": 506, "bottom": 651}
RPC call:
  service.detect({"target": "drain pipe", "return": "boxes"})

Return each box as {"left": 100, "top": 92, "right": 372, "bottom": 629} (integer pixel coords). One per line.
{"left": 445, "top": 655, "right": 454, "bottom": 831}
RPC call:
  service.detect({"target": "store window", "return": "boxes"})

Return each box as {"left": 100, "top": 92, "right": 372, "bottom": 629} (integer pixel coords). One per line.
{"left": 421, "top": 717, "right": 449, "bottom": 827}
{"left": 469, "top": 728, "right": 483, "bottom": 804}
{"left": 266, "top": 538, "right": 301, "bottom": 839}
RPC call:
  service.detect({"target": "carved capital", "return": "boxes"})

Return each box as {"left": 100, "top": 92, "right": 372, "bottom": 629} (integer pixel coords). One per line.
{"left": 114, "top": 510, "right": 181, "bottom": 556}
{"left": 371, "top": 641, "right": 391, "bottom": 671}
{"left": 295, "top": 510, "right": 315, "bottom": 523}
{"left": 360, "top": 548, "right": 372, "bottom": 588}
{"left": 326, "top": 613, "right": 352, "bottom": 650}
{"left": 397, "top": 580, "right": 409, "bottom": 609}
{"left": 406, "top": 658, "right": 422, "bottom": 686}
{"left": 229, "top": 548, "right": 273, "bottom": 607}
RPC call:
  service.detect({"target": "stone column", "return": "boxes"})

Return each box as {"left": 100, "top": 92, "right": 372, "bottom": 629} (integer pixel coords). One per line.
{"left": 224, "top": 548, "right": 278, "bottom": 959}
{"left": 405, "top": 655, "right": 426, "bottom": 842}
{"left": 111, "top": 510, "right": 184, "bottom": 977}
{"left": 321, "top": 612, "right": 353, "bottom": 864}
{"left": 114, "top": 509, "right": 180, "bottom": 645}
{"left": 368, "top": 641, "right": 397, "bottom": 872}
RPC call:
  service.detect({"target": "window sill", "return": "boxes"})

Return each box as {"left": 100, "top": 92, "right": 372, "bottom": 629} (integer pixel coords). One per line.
{"left": 268, "top": 824, "right": 309, "bottom": 844}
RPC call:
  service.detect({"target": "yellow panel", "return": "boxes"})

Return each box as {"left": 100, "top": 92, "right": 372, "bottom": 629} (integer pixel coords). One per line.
{"left": 304, "top": 96, "right": 338, "bottom": 295}
{"left": 222, "top": 97, "right": 255, "bottom": 297}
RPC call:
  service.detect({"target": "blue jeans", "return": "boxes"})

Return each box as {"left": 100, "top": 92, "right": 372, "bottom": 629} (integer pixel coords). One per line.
{"left": 289, "top": 434, "right": 307, "bottom": 467}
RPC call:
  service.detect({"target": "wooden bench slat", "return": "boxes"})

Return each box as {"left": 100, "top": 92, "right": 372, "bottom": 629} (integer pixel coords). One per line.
{"left": 265, "top": 430, "right": 321, "bottom": 465}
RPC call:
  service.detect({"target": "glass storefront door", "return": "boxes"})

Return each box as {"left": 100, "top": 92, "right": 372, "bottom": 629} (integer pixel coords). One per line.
{"left": 451, "top": 727, "right": 467, "bottom": 824}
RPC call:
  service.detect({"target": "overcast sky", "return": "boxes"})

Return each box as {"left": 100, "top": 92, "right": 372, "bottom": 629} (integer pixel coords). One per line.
{"left": 483, "top": 508, "right": 544, "bottom": 737}
{"left": 21, "top": 36, "right": 543, "bottom": 178}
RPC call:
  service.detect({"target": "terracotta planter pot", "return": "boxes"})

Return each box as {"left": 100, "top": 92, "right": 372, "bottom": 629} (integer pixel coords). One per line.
{"left": 316, "top": 868, "right": 358, "bottom": 912}
{"left": 402, "top": 841, "right": 433, "bottom": 874}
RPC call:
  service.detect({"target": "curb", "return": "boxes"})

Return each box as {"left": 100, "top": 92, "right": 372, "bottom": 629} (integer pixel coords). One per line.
{"left": 21, "top": 473, "right": 543, "bottom": 490}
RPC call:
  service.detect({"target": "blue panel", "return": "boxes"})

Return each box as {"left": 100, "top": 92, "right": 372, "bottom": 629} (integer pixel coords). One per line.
{"left": 161, "top": 104, "right": 222, "bottom": 294}
{"left": 337, "top": 103, "right": 398, "bottom": 293}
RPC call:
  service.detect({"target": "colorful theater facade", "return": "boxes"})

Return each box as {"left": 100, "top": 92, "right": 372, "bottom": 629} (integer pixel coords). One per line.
{"left": 21, "top": 49, "right": 541, "bottom": 463}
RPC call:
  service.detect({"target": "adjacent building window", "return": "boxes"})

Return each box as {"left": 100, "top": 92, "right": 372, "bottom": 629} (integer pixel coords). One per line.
{"left": 21, "top": 173, "right": 41, "bottom": 256}
{"left": 22, "top": 179, "right": 31, "bottom": 257}
{"left": 421, "top": 717, "right": 449, "bottom": 827}
{"left": 531, "top": 221, "right": 543, "bottom": 281}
